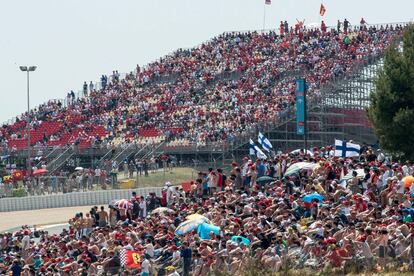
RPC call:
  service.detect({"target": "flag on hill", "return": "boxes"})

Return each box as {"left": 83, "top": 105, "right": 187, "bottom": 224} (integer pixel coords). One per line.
{"left": 320, "top": 4, "right": 326, "bottom": 16}
{"left": 258, "top": 132, "right": 273, "bottom": 152}
{"left": 265, "top": 0, "right": 271, "bottom": 5}
{"left": 334, "top": 139, "right": 360, "bottom": 158}
{"left": 250, "top": 139, "right": 267, "bottom": 159}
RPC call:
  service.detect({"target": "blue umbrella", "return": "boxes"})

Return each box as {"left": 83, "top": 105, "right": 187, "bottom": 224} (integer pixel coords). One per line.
{"left": 302, "top": 193, "right": 324, "bottom": 203}
{"left": 197, "top": 223, "right": 220, "bottom": 240}
{"left": 231, "top": 236, "right": 250, "bottom": 246}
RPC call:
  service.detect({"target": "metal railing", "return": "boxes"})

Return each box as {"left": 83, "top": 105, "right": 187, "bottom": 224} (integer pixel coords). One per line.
{"left": 133, "top": 143, "right": 151, "bottom": 160}
{"left": 110, "top": 143, "right": 136, "bottom": 168}
{"left": 46, "top": 146, "right": 74, "bottom": 174}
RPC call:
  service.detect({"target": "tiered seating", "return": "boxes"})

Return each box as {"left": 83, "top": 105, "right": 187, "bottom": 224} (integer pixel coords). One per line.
{"left": 8, "top": 139, "right": 28, "bottom": 150}
{"left": 0, "top": 24, "right": 405, "bottom": 151}
{"left": 138, "top": 129, "right": 160, "bottom": 137}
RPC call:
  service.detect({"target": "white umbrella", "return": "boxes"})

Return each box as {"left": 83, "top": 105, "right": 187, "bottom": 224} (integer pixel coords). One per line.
{"left": 290, "top": 149, "right": 314, "bottom": 156}
{"left": 152, "top": 207, "right": 175, "bottom": 214}
{"left": 186, "top": 214, "right": 210, "bottom": 223}
{"left": 285, "top": 162, "right": 317, "bottom": 176}
{"left": 75, "top": 167, "right": 84, "bottom": 171}
{"left": 341, "top": 169, "right": 365, "bottom": 181}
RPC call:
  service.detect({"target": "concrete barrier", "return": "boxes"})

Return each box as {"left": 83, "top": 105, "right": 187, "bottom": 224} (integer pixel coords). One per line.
{"left": 0, "top": 187, "right": 163, "bottom": 212}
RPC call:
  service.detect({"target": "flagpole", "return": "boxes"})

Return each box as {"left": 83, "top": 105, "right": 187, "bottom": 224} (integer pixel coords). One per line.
{"left": 262, "top": 4, "right": 266, "bottom": 31}
{"left": 304, "top": 79, "right": 308, "bottom": 152}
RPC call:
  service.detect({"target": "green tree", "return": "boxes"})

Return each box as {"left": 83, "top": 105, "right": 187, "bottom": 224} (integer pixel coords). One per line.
{"left": 368, "top": 25, "right": 414, "bottom": 161}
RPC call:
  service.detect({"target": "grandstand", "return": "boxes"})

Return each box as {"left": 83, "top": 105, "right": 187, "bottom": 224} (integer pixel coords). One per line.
{"left": 0, "top": 22, "right": 407, "bottom": 172}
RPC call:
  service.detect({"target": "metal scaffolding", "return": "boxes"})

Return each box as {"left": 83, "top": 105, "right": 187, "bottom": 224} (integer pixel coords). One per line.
{"left": 267, "top": 56, "right": 383, "bottom": 153}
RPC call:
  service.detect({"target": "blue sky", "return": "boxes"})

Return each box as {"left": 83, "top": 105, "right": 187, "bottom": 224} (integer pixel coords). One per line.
{"left": 0, "top": 0, "right": 412, "bottom": 122}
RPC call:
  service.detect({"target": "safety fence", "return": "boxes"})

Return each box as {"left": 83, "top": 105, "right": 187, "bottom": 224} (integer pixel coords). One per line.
{"left": 0, "top": 186, "right": 162, "bottom": 212}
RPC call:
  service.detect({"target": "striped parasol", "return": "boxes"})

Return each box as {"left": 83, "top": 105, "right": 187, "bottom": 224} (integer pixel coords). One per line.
{"left": 175, "top": 219, "right": 204, "bottom": 235}
{"left": 186, "top": 214, "right": 210, "bottom": 223}
{"left": 113, "top": 199, "right": 133, "bottom": 210}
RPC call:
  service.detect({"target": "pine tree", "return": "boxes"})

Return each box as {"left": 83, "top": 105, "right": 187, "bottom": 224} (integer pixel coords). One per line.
{"left": 368, "top": 25, "right": 414, "bottom": 161}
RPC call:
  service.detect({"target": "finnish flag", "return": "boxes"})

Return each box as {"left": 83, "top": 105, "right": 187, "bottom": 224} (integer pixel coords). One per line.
{"left": 250, "top": 139, "right": 267, "bottom": 159}
{"left": 258, "top": 132, "right": 273, "bottom": 152}
{"left": 334, "top": 139, "right": 361, "bottom": 158}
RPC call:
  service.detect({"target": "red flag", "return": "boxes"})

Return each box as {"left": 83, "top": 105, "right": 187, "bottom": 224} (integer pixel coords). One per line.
{"left": 12, "top": 170, "right": 23, "bottom": 181}
{"left": 121, "top": 250, "right": 142, "bottom": 269}
{"left": 320, "top": 4, "right": 326, "bottom": 16}
{"left": 265, "top": 0, "right": 271, "bottom": 5}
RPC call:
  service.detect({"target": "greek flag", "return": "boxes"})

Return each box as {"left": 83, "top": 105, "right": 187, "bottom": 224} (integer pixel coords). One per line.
{"left": 334, "top": 139, "right": 361, "bottom": 157}
{"left": 250, "top": 139, "right": 267, "bottom": 159}
{"left": 258, "top": 132, "right": 273, "bottom": 152}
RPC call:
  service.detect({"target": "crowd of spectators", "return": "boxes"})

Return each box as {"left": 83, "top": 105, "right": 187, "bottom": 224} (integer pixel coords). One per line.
{"left": 0, "top": 23, "right": 405, "bottom": 153}
{"left": 2, "top": 145, "right": 414, "bottom": 275}
{"left": 0, "top": 153, "right": 178, "bottom": 198}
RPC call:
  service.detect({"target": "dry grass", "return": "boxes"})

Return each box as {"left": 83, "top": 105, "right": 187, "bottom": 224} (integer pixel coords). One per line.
{"left": 117, "top": 167, "right": 197, "bottom": 188}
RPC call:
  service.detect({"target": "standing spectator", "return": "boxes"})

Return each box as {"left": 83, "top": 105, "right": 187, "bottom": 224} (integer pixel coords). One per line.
{"left": 337, "top": 20, "right": 342, "bottom": 32}
{"left": 101, "top": 75, "right": 107, "bottom": 89}
{"left": 181, "top": 242, "right": 192, "bottom": 276}
{"left": 216, "top": 168, "right": 224, "bottom": 191}
{"left": 95, "top": 167, "right": 101, "bottom": 185}
{"left": 284, "top": 21, "right": 289, "bottom": 34}
{"left": 166, "top": 182, "right": 175, "bottom": 206}
{"left": 84, "top": 213, "right": 94, "bottom": 236}
{"left": 139, "top": 195, "right": 147, "bottom": 218}
{"left": 82, "top": 172, "right": 88, "bottom": 192}
{"left": 207, "top": 168, "right": 217, "bottom": 195}
{"left": 83, "top": 81, "right": 88, "bottom": 97}
{"left": 234, "top": 167, "right": 242, "bottom": 190}
{"left": 123, "top": 161, "right": 129, "bottom": 178}
{"left": 87, "top": 170, "right": 93, "bottom": 190}
{"left": 344, "top": 18, "right": 350, "bottom": 34}
{"left": 10, "top": 260, "right": 22, "bottom": 276}
{"left": 132, "top": 199, "right": 140, "bottom": 220}
{"left": 141, "top": 255, "right": 151, "bottom": 276}
{"left": 136, "top": 159, "right": 143, "bottom": 176}
{"left": 51, "top": 174, "right": 58, "bottom": 193}
{"left": 143, "top": 160, "right": 149, "bottom": 177}
{"left": 98, "top": 206, "right": 108, "bottom": 227}
{"left": 321, "top": 20, "right": 327, "bottom": 33}
{"left": 128, "top": 161, "right": 135, "bottom": 178}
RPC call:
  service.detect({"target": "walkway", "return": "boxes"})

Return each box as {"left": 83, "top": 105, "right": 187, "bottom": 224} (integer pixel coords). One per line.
{"left": 0, "top": 206, "right": 92, "bottom": 232}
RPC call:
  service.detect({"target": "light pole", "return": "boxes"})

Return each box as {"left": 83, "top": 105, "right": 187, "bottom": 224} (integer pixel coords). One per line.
{"left": 19, "top": 66, "right": 37, "bottom": 179}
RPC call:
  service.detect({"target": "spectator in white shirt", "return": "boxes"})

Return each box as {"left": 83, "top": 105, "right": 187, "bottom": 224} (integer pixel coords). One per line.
{"left": 141, "top": 256, "right": 151, "bottom": 276}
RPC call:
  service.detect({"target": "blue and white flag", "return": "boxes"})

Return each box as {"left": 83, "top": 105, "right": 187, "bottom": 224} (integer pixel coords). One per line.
{"left": 258, "top": 132, "right": 273, "bottom": 152}
{"left": 334, "top": 139, "right": 360, "bottom": 158}
{"left": 250, "top": 139, "right": 267, "bottom": 159}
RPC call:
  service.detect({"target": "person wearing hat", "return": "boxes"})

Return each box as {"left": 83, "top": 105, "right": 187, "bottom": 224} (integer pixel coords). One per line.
{"left": 21, "top": 264, "right": 31, "bottom": 276}
{"left": 165, "top": 265, "right": 179, "bottom": 276}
